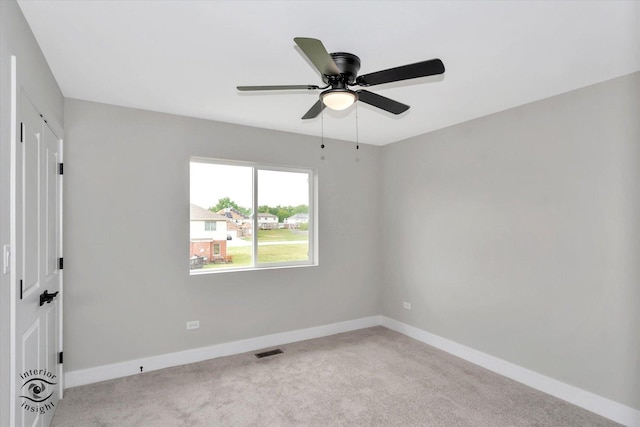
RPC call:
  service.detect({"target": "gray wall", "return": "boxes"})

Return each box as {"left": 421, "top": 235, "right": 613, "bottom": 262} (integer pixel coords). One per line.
{"left": 381, "top": 72, "right": 640, "bottom": 409}
{"left": 63, "top": 99, "right": 382, "bottom": 372}
{"left": 0, "top": 1, "right": 64, "bottom": 424}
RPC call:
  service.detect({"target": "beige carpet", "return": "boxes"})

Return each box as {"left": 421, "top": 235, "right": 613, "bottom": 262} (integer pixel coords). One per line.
{"left": 51, "top": 326, "right": 619, "bottom": 426}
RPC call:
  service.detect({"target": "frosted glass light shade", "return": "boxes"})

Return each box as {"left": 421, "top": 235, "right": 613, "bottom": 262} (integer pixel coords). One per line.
{"left": 321, "top": 90, "right": 357, "bottom": 111}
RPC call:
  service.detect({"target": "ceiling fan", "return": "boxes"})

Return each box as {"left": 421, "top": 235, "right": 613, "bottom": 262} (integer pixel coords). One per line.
{"left": 237, "top": 37, "right": 445, "bottom": 119}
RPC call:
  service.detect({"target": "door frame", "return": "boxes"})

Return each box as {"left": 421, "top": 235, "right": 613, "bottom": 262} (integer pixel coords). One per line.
{"left": 9, "top": 55, "right": 64, "bottom": 425}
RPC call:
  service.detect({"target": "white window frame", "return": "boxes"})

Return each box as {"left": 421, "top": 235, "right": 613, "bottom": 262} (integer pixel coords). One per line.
{"left": 190, "top": 157, "right": 317, "bottom": 274}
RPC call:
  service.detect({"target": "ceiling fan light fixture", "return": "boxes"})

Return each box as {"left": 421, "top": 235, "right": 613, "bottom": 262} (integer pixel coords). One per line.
{"left": 321, "top": 89, "right": 357, "bottom": 111}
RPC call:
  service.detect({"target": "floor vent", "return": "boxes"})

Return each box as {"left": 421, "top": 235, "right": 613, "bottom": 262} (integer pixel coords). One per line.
{"left": 255, "top": 349, "right": 283, "bottom": 358}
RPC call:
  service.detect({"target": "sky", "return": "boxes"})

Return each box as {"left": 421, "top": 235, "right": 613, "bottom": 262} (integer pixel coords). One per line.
{"left": 190, "top": 161, "right": 309, "bottom": 211}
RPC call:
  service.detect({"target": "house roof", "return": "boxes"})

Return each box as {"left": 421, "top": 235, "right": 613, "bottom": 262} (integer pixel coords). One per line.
{"left": 258, "top": 213, "right": 278, "bottom": 218}
{"left": 286, "top": 213, "right": 308, "bottom": 220}
{"left": 216, "top": 208, "right": 249, "bottom": 220}
{"left": 190, "top": 204, "right": 228, "bottom": 221}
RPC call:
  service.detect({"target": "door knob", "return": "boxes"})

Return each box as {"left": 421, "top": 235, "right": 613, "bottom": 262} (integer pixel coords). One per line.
{"left": 39, "top": 290, "right": 59, "bottom": 306}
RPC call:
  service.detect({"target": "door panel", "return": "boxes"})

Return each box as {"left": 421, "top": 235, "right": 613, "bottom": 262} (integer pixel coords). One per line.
{"left": 21, "top": 101, "right": 41, "bottom": 300}
{"left": 44, "top": 303, "right": 58, "bottom": 390}
{"left": 20, "top": 320, "right": 41, "bottom": 427}
{"left": 43, "top": 123, "right": 60, "bottom": 291}
{"left": 45, "top": 142, "right": 58, "bottom": 277}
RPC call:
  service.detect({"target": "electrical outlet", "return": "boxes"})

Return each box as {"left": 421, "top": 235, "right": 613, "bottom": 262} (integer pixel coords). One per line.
{"left": 186, "top": 320, "right": 199, "bottom": 330}
{"left": 403, "top": 302, "right": 411, "bottom": 310}
{"left": 3, "top": 245, "right": 10, "bottom": 274}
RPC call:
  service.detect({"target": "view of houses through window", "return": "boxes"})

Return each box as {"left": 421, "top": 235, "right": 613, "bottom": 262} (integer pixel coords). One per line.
{"left": 190, "top": 159, "right": 313, "bottom": 272}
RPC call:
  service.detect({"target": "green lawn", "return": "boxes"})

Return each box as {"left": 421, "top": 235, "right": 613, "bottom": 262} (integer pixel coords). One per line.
{"left": 256, "top": 243, "right": 308, "bottom": 263}
{"left": 203, "top": 243, "right": 308, "bottom": 269}
{"left": 243, "top": 229, "right": 308, "bottom": 242}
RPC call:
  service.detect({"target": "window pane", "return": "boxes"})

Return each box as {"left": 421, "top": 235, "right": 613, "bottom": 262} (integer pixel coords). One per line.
{"left": 257, "top": 169, "right": 310, "bottom": 264}
{"left": 190, "top": 162, "right": 253, "bottom": 270}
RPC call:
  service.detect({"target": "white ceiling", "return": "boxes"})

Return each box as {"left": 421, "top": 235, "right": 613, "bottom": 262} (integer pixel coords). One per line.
{"left": 17, "top": 1, "right": 640, "bottom": 146}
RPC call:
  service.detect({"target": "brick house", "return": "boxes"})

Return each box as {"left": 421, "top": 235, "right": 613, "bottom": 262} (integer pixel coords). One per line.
{"left": 190, "top": 204, "right": 229, "bottom": 263}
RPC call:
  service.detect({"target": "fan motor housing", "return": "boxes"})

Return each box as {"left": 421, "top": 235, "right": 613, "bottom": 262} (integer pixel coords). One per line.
{"left": 326, "top": 52, "right": 361, "bottom": 84}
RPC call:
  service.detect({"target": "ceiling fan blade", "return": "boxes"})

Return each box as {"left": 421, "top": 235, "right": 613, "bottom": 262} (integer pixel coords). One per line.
{"left": 301, "top": 99, "right": 325, "bottom": 120}
{"left": 356, "top": 58, "right": 445, "bottom": 87}
{"left": 356, "top": 90, "right": 409, "bottom": 115}
{"left": 237, "top": 85, "right": 319, "bottom": 91}
{"left": 294, "top": 37, "right": 340, "bottom": 76}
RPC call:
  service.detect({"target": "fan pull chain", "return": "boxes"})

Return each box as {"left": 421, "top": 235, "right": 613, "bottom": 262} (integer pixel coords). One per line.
{"left": 355, "top": 102, "right": 360, "bottom": 150}
{"left": 320, "top": 108, "right": 325, "bottom": 149}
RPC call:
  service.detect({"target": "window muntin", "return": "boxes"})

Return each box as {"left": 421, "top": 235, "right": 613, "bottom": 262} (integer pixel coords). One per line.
{"left": 190, "top": 158, "right": 315, "bottom": 273}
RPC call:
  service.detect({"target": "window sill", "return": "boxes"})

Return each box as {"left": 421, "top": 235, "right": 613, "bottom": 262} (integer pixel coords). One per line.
{"left": 189, "top": 262, "right": 318, "bottom": 276}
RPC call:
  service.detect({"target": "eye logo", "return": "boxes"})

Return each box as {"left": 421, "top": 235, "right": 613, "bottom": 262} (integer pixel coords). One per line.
{"left": 21, "top": 378, "right": 55, "bottom": 403}
{"left": 19, "top": 369, "right": 57, "bottom": 414}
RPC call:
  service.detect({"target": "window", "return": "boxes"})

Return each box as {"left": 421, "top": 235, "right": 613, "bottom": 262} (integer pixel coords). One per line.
{"left": 190, "top": 158, "right": 315, "bottom": 273}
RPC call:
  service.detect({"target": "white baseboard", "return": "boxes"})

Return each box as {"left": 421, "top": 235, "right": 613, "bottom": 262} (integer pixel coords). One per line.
{"left": 380, "top": 316, "right": 640, "bottom": 427}
{"left": 64, "top": 315, "right": 381, "bottom": 388}
{"left": 65, "top": 314, "right": 639, "bottom": 427}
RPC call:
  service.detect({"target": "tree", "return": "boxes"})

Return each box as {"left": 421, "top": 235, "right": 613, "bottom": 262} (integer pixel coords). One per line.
{"left": 275, "top": 208, "right": 291, "bottom": 223}
{"left": 292, "top": 204, "right": 308, "bottom": 214}
{"left": 210, "top": 197, "right": 250, "bottom": 216}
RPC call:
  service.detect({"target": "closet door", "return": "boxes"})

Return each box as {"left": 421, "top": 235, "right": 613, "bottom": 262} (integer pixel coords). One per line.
{"left": 15, "top": 93, "right": 62, "bottom": 427}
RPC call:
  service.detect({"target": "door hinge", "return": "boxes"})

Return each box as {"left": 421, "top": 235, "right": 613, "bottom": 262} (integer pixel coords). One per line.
{"left": 20, "top": 122, "right": 24, "bottom": 143}
{"left": 20, "top": 279, "right": 23, "bottom": 300}
{"left": 58, "top": 352, "right": 63, "bottom": 364}
{"left": 59, "top": 163, "right": 63, "bottom": 175}
{"left": 58, "top": 258, "right": 63, "bottom": 270}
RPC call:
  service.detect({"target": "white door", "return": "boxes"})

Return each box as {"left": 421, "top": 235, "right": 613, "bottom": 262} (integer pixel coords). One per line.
{"left": 15, "top": 94, "right": 62, "bottom": 427}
